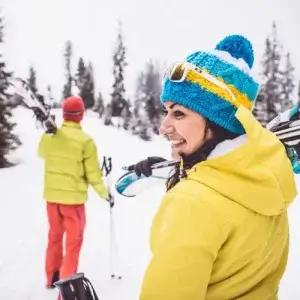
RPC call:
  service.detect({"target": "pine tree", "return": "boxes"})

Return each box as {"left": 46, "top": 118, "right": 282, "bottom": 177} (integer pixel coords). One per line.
{"left": 82, "top": 62, "right": 95, "bottom": 109}
{"left": 110, "top": 21, "right": 128, "bottom": 118}
{"left": 143, "top": 59, "right": 162, "bottom": 134}
{"left": 104, "top": 103, "right": 113, "bottom": 126}
{"left": 280, "top": 52, "right": 295, "bottom": 111}
{"left": 75, "top": 58, "right": 95, "bottom": 109}
{"left": 28, "top": 65, "right": 38, "bottom": 94}
{"left": 134, "top": 71, "right": 146, "bottom": 113}
{"left": 130, "top": 72, "right": 145, "bottom": 134}
{"left": 253, "top": 21, "right": 284, "bottom": 126}
{"left": 46, "top": 85, "right": 55, "bottom": 108}
{"left": 120, "top": 100, "right": 132, "bottom": 130}
{"left": 62, "top": 40, "right": 73, "bottom": 100}
{"left": 252, "top": 92, "right": 268, "bottom": 124}
{"left": 76, "top": 57, "right": 86, "bottom": 89}
{"left": 93, "top": 91, "right": 105, "bottom": 117}
{"left": 132, "top": 59, "right": 162, "bottom": 139}
{"left": 0, "top": 15, "right": 21, "bottom": 168}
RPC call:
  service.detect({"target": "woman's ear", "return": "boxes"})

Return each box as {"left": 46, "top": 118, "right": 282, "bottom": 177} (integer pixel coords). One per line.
{"left": 205, "top": 128, "right": 214, "bottom": 141}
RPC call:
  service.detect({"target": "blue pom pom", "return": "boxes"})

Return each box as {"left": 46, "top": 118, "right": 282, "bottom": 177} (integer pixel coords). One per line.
{"left": 215, "top": 34, "right": 254, "bottom": 68}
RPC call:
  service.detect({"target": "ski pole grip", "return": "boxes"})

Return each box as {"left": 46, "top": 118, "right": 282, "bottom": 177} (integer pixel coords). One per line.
{"left": 101, "top": 156, "right": 112, "bottom": 176}
{"left": 108, "top": 157, "right": 112, "bottom": 173}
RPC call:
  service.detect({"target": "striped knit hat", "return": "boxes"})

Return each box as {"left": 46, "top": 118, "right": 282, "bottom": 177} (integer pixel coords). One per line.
{"left": 160, "top": 34, "right": 260, "bottom": 134}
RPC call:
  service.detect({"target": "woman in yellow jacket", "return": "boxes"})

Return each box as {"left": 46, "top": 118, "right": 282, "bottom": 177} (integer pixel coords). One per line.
{"left": 131, "top": 35, "right": 297, "bottom": 299}
{"left": 38, "top": 96, "right": 114, "bottom": 289}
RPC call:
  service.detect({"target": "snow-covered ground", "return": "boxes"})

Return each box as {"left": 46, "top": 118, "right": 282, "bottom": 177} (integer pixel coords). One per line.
{"left": 0, "top": 107, "right": 300, "bottom": 299}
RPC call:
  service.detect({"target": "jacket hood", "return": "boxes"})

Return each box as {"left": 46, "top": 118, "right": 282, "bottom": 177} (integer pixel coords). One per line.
{"left": 188, "top": 106, "right": 297, "bottom": 216}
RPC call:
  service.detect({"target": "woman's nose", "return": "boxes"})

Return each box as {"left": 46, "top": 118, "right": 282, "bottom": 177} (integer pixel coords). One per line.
{"left": 159, "top": 117, "right": 174, "bottom": 135}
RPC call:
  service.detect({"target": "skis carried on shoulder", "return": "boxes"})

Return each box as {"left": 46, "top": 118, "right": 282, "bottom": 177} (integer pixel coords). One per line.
{"left": 115, "top": 160, "right": 176, "bottom": 197}
{"left": 267, "top": 104, "right": 300, "bottom": 173}
{"left": 8, "top": 77, "right": 57, "bottom": 134}
{"left": 115, "top": 105, "right": 300, "bottom": 198}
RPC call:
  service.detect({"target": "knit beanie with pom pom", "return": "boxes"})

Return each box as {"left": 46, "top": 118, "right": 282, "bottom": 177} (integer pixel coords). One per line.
{"left": 160, "top": 34, "right": 260, "bottom": 134}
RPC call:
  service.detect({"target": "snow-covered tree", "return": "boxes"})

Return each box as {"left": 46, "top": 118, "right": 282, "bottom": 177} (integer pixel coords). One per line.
{"left": 62, "top": 40, "right": 73, "bottom": 100}
{"left": 253, "top": 21, "right": 284, "bottom": 126}
{"left": 131, "top": 59, "right": 163, "bottom": 140}
{"left": 28, "top": 65, "right": 38, "bottom": 94}
{"left": 0, "top": 15, "right": 21, "bottom": 167}
{"left": 93, "top": 91, "right": 105, "bottom": 117}
{"left": 110, "top": 20, "right": 128, "bottom": 118}
{"left": 280, "top": 52, "right": 296, "bottom": 111}
{"left": 75, "top": 58, "right": 95, "bottom": 109}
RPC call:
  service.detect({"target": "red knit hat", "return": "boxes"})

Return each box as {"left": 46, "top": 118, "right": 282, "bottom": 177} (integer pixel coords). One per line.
{"left": 62, "top": 96, "right": 85, "bottom": 123}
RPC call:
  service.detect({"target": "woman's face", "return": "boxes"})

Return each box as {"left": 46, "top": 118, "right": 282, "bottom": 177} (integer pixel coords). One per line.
{"left": 159, "top": 101, "right": 212, "bottom": 161}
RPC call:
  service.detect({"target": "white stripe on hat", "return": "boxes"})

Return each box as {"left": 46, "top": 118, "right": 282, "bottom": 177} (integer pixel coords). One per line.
{"left": 63, "top": 111, "right": 82, "bottom": 116}
{"left": 211, "top": 49, "right": 252, "bottom": 75}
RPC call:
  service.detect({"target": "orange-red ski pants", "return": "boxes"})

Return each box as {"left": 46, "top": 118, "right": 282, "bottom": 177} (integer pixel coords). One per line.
{"left": 45, "top": 202, "right": 86, "bottom": 285}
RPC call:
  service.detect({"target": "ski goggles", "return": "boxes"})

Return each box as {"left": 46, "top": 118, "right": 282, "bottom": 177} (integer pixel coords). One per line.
{"left": 162, "top": 61, "right": 238, "bottom": 106}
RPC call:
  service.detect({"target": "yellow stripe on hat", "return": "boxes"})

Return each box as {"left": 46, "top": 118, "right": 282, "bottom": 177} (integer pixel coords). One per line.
{"left": 186, "top": 69, "right": 253, "bottom": 110}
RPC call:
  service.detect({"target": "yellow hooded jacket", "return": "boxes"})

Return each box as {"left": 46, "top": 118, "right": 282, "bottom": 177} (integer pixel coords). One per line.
{"left": 38, "top": 121, "right": 109, "bottom": 204}
{"left": 139, "top": 106, "right": 297, "bottom": 300}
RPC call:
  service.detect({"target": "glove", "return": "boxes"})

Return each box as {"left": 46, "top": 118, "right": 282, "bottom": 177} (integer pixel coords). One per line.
{"left": 106, "top": 192, "right": 115, "bottom": 208}
{"left": 127, "top": 156, "right": 167, "bottom": 177}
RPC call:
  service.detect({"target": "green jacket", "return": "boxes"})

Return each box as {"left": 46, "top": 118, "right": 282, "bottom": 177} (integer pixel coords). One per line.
{"left": 38, "top": 121, "right": 109, "bottom": 204}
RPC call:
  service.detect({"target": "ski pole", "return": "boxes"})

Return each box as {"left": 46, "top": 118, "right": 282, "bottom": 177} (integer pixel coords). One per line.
{"left": 101, "top": 156, "right": 122, "bottom": 279}
{"left": 109, "top": 205, "right": 122, "bottom": 279}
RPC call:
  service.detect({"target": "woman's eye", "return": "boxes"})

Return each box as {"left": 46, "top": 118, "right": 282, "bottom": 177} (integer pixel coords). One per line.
{"left": 161, "top": 109, "right": 185, "bottom": 118}
{"left": 173, "top": 110, "right": 185, "bottom": 118}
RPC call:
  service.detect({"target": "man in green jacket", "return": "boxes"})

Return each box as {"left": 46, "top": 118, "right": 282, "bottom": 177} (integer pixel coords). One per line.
{"left": 38, "top": 95, "right": 113, "bottom": 289}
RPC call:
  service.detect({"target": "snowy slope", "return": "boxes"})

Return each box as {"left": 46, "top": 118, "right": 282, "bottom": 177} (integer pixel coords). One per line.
{"left": 0, "top": 107, "right": 300, "bottom": 299}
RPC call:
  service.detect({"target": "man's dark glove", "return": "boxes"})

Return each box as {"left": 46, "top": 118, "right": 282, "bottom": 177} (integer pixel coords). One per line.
{"left": 127, "top": 156, "right": 167, "bottom": 177}
{"left": 106, "top": 192, "right": 115, "bottom": 208}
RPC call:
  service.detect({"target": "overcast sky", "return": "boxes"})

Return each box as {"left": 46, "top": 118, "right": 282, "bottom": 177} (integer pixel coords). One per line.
{"left": 1, "top": 0, "right": 300, "bottom": 102}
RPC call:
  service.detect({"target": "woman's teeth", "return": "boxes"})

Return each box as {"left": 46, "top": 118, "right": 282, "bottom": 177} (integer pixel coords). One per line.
{"left": 170, "top": 139, "right": 186, "bottom": 147}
